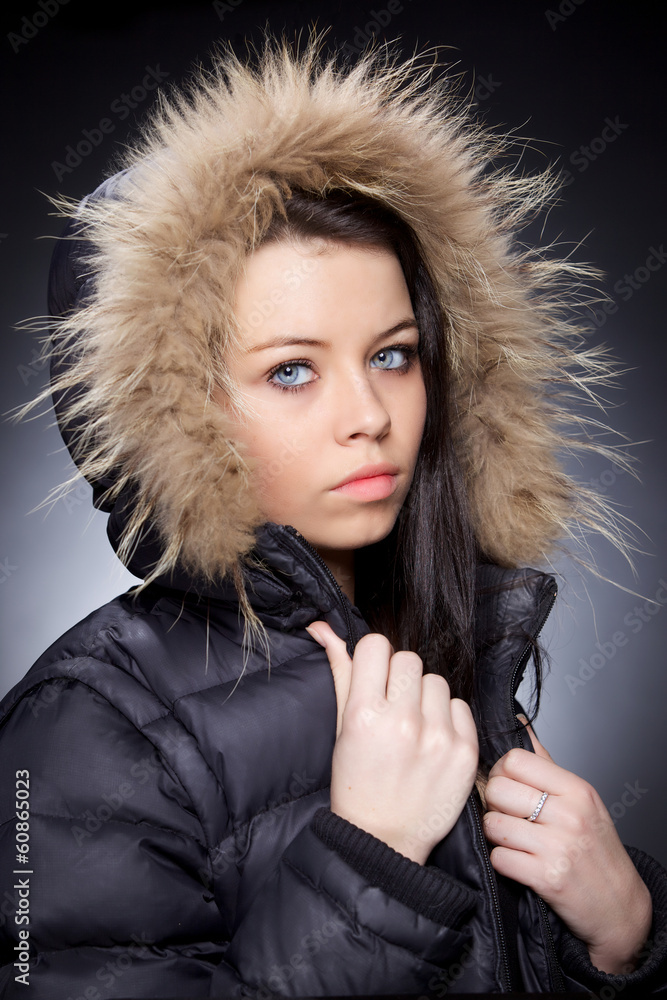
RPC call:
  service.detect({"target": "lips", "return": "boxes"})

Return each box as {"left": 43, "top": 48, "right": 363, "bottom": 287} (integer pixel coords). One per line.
{"left": 331, "top": 464, "right": 400, "bottom": 501}
{"left": 331, "top": 463, "right": 400, "bottom": 489}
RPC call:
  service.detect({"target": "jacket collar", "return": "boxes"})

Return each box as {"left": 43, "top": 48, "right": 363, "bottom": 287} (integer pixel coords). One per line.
{"left": 130, "top": 520, "right": 370, "bottom": 649}
{"left": 137, "top": 519, "right": 556, "bottom": 760}
{"left": 473, "top": 563, "right": 557, "bottom": 765}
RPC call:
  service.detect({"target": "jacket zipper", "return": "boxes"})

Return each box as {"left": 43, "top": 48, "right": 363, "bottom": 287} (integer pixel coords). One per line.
{"left": 507, "top": 584, "right": 566, "bottom": 992}
{"left": 283, "top": 525, "right": 356, "bottom": 651}
{"left": 509, "top": 586, "right": 557, "bottom": 750}
{"left": 538, "top": 896, "right": 566, "bottom": 992}
{"left": 474, "top": 583, "right": 558, "bottom": 993}
{"left": 470, "top": 794, "right": 513, "bottom": 992}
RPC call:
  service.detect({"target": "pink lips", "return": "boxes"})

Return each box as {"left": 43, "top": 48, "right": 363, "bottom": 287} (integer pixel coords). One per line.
{"left": 331, "top": 464, "right": 400, "bottom": 501}
{"left": 333, "top": 475, "right": 397, "bottom": 501}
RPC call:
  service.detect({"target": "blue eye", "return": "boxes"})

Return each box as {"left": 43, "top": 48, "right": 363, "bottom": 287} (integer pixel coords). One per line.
{"left": 371, "top": 348, "right": 406, "bottom": 369}
{"left": 269, "top": 362, "right": 313, "bottom": 389}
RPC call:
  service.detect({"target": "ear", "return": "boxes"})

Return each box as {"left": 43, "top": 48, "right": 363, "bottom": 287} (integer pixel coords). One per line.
{"left": 517, "top": 714, "right": 553, "bottom": 762}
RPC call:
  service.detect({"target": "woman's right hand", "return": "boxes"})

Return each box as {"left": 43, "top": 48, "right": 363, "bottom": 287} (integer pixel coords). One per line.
{"left": 305, "top": 621, "right": 479, "bottom": 865}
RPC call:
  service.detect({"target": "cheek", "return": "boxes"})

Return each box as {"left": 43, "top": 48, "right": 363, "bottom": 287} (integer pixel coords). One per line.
{"left": 242, "top": 414, "right": 316, "bottom": 515}
{"left": 243, "top": 406, "right": 314, "bottom": 470}
{"left": 214, "top": 387, "right": 316, "bottom": 519}
{"left": 255, "top": 440, "right": 310, "bottom": 495}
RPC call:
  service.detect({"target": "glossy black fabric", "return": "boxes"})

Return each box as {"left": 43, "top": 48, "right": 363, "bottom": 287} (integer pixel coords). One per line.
{"left": 1, "top": 523, "right": 667, "bottom": 996}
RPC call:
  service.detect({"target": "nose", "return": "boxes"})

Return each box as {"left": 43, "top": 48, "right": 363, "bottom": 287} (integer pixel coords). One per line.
{"left": 332, "top": 370, "right": 391, "bottom": 444}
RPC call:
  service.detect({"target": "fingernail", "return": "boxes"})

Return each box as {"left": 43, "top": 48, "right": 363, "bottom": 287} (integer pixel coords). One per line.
{"left": 305, "top": 625, "right": 326, "bottom": 647}
{"left": 516, "top": 713, "right": 529, "bottom": 725}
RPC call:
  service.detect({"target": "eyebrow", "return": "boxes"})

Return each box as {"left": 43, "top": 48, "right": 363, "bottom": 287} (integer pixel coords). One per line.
{"left": 246, "top": 317, "right": 419, "bottom": 354}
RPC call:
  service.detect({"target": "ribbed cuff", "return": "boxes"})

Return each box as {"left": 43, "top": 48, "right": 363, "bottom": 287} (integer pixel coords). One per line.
{"left": 311, "top": 806, "right": 478, "bottom": 927}
{"left": 558, "top": 845, "right": 667, "bottom": 995}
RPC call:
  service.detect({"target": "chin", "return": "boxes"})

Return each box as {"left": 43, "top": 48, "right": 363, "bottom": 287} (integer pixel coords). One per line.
{"left": 307, "top": 508, "right": 400, "bottom": 553}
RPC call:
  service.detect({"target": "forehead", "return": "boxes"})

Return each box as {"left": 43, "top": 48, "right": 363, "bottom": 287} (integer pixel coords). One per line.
{"left": 233, "top": 239, "right": 413, "bottom": 346}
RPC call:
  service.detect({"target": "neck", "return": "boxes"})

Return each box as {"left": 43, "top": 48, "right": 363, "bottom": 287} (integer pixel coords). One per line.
{"left": 314, "top": 546, "right": 355, "bottom": 603}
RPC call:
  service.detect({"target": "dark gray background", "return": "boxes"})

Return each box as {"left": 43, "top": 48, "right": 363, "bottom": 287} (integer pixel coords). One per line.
{"left": 1, "top": 0, "right": 665, "bottom": 866}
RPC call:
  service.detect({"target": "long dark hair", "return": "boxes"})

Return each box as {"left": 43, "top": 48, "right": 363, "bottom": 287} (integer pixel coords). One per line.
{"left": 257, "top": 188, "right": 477, "bottom": 701}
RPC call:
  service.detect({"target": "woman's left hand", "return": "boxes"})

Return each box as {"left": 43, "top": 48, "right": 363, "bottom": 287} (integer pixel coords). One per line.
{"left": 483, "top": 719, "right": 653, "bottom": 975}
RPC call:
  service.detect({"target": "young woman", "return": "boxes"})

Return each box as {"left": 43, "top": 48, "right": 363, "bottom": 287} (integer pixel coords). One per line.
{"left": 1, "top": 29, "right": 666, "bottom": 996}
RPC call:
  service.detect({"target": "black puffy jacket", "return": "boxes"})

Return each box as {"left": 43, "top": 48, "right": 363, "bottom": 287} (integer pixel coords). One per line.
{"left": 1, "top": 523, "right": 667, "bottom": 996}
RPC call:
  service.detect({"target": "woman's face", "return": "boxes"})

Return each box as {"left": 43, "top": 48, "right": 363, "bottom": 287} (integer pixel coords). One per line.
{"left": 220, "top": 238, "right": 427, "bottom": 565}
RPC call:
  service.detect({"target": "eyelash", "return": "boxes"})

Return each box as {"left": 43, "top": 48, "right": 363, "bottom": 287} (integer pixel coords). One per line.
{"left": 266, "top": 343, "right": 420, "bottom": 394}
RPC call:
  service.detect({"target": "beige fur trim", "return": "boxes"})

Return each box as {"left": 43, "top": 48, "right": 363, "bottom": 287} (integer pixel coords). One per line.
{"left": 20, "top": 27, "right": 636, "bottom": 584}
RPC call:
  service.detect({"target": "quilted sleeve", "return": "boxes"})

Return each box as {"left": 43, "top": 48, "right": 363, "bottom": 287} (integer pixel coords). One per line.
{"left": 0, "top": 675, "right": 222, "bottom": 997}
{"left": 209, "top": 806, "right": 478, "bottom": 997}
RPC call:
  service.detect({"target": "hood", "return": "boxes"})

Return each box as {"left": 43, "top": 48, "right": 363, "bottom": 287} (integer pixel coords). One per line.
{"left": 37, "top": 28, "right": 630, "bottom": 588}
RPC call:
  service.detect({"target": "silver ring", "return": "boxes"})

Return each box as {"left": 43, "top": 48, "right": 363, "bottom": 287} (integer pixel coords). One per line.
{"left": 526, "top": 791, "right": 548, "bottom": 822}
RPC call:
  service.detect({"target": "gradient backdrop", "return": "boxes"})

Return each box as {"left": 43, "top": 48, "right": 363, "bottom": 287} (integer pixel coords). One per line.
{"left": 1, "top": 0, "right": 665, "bottom": 869}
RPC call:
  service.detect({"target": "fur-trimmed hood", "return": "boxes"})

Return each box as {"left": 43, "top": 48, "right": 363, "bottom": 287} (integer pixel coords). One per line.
{"left": 35, "top": 28, "right": 630, "bottom": 588}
